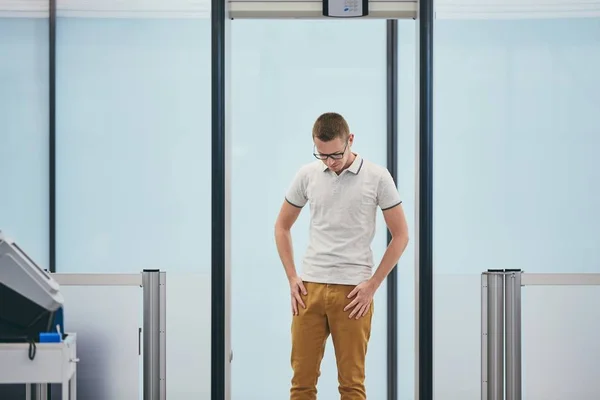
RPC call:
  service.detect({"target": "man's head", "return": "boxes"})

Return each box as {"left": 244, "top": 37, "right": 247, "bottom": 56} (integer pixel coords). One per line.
{"left": 312, "top": 112, "right": 354, "bottom": 173}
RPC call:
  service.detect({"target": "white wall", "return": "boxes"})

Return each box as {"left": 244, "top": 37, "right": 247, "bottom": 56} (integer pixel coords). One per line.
{"left": 0, "top": 0, "right": 209, "bottom": 18}
{"left": 436, "top": 0, "right": 600, "bottom": 19}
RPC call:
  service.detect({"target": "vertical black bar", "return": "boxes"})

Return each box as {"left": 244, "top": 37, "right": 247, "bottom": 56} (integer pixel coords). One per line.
{"left": 418, "top": 0, "right": 434, "bottom": 398}
{"left": 386, "top": 19, "right": 399, "bottom": 400}
{"left": 49, "top": 0, "right": 56, "bottom": 274}
{"left": 211, "top": 0, "right": 226, "bottom": 395}
{"left": 48, "top": 2, "right": 57, "bottom": 398}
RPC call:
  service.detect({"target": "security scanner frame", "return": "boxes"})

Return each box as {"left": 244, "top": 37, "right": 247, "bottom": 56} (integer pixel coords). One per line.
{"left": 0, "top": 263, "right": 166, "bottom": 400}
{"left": 481, "top": 270, "right": 600, "bottom": 400}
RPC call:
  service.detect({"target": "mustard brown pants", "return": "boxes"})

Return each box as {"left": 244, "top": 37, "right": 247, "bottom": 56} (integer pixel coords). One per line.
{"left": 290, "top": 282, "right": 373, "bottom": 400}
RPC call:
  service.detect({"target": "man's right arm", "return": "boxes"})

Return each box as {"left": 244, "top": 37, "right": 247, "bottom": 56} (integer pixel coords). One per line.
{"left": 275, "top": 167, "right": 309, "bottom": 279}
{"left": 275, "top": 200, "right": 307, "bottom": 315}
{"left": 275, "top": 167, "right": 309, "bottom": 315}
{"left": 274, "top": 201, "right": 302, "bottom": 280}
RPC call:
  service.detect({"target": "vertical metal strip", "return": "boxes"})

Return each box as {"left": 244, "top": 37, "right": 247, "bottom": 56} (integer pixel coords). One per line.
{"left": 481, "top": 273, "right": 488, "bottom": 400}
{"left": 36, "top": 383, "right": 48, "bottom": 400}
{"left": 486, "top": 271, "right": 504, "bottom": 400}
{"left": 48, "top": 0, "right": 56, "bottom": 274}
{"left": 143, "top": 270, "right": 161, "bottom": 400}
{"left": 211, "top": 0, "right": 227, "bottom": 395}
{"left": 417, "top": 0, "right": 434, "bottom": 398}
{"left": 505, "top": 270, "right": 522, "bottom": 400}
{"left": 48, "top": 2, "right": 57, "bottom": 396}
{"left": 159, "top": 272, "right": 167, "bottom": 400}
{"left": 386, "top": 18, "right": 399, "bottom": 400}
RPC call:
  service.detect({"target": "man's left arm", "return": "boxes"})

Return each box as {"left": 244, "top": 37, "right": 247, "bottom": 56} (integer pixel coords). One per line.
{"left": 370, "top": 170, "right": 409, "bottom": 287}
{"left": 369, "top": 203, "right": 409, "bottom": 288}
{"left": 345, "top": 171, "right": 409, "bottom": 319}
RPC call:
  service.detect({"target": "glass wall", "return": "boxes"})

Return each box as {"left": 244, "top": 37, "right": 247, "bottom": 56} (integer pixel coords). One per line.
{"left": 55, "top": 16, "right": 210, "bottom": 275}
{"left": 0, "top": 8, "right": 49, "bottom": 399}
{"left": 397, "top": 20, "right": 417, "bottom": 400}
{"left": 55, "top": 3, "right": 211, "bottom": 397}
{"left": 434, "top": 17, "right": 600, "bottom": 399}
{"left": 231, "top": 20, "right": 388, "bottom": 399}
{"left": 0, "top": 15, "right": 49, "bottom": 267}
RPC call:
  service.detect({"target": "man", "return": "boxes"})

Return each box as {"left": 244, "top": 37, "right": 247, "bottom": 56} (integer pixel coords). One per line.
{"left": 274, "top": 112, "right": 409, "bottom": 400}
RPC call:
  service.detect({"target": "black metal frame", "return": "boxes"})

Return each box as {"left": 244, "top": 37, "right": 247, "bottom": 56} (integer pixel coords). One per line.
{"left": 211, "top": 0, "right": 227, "bottom": 396}
{"left": 49, "top": 0, "right": 56, "bottom": 274}
{"left": 206, "top": 12, "right": 434, "bottom": 400}
{"left": 48, "top": 4, "right": 57, "bottom": 400}
{"left": 418, "top": 0, "right": 434, "bottom": 399}
{"left": 386, "top": 18, "right": 399, "bottom": 400}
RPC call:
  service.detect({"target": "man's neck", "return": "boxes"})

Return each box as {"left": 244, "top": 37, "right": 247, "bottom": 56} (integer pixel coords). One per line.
{"left": 345, "top": 153, "right": 357, "bottom": 169}
{"left": 337, "top": 152, "right": 356, "bottom": 175}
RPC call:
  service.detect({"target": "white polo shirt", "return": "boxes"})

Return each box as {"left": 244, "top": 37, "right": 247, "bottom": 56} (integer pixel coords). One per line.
{"left": 285, "top": 154, "right": 402, "bottom": 286}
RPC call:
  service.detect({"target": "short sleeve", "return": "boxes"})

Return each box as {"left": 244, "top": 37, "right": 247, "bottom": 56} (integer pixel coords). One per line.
{"left": 377, "top": 170, "right": 402, "bottom": 210}
{"left": 285, "top": 168, "right": 308, "bottom": 208}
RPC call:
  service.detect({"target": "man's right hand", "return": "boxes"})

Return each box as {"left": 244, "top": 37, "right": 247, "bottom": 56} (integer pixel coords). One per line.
{"left": 289, "top": 276, "right": 307, "bottom": 316}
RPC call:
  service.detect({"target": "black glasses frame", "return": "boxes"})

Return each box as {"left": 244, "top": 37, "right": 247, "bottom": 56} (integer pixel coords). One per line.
{"left": 313, "top": 139, "right": 349, "bottom": 160}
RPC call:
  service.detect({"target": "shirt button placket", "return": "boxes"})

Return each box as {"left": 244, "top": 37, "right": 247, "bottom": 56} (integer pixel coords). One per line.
{"left": 332, "top": 176, "right": 341, "bottom": 195}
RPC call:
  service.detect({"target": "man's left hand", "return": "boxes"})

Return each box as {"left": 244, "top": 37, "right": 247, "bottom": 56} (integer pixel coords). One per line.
{"left": 344, "top": 280, "right": 376, "bottom": 319}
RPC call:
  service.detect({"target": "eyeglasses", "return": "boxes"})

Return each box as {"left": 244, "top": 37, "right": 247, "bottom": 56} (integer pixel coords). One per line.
{"left": 313, "top": 140, "right": 348, "bottom": 160}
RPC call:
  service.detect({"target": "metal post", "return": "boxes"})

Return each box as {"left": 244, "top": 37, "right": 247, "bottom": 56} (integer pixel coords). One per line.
{"left": 159, "top": 272, "right": 167, "bottom": 400}
{"left": 35, "top": 383, "right": 47, "bottom": 400}
{"left": 143, "top": 269, "right": 160, "bottom": 400}
{"left": 505, "top": 270, "right": 522, "bottom": 400}
{"left": 482, "top": 270, "right": 504, "bottom": 400}
{"left": 417, "top": 0, "right": 435, "bottom": 394}
{"left": 481, "top": 273, "right": 488, "bottom": 400}
{"left": 386, "top": 18, "right": 399, "bottom": 400}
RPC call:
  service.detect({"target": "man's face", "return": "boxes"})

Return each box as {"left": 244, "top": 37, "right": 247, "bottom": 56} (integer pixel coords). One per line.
{"left": 313, "top": 135, "right": 353, "bottom": 173}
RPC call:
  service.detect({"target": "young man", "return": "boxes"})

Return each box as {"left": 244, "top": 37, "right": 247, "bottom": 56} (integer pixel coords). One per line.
{"left": 274, "top": 112, "right": 409, "bottom": 400}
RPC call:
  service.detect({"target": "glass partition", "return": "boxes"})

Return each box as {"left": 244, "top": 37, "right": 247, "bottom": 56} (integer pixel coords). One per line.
{"left": 0, "top": 10, "right": 49, "bottom": 400}
{"left": 55, "top": 3, "right": 211, "bottom": 396}
{"left": 55, "top": 15, "right": 210, "bottom": 275}
{"left": 0, "top": 15, "right": 49, "bottom": 267}
{"left": 231, "top": 19, "right": 388, "bottom": 399}
{"left": 434, "top": 17, "right": 600, "bottom": 398}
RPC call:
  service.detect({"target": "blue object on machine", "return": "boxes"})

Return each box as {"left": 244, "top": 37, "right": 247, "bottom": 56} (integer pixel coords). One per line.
{"left": 39, "top": 332, "right": 61, "bottom": 343}
{"left": 39, "top": 308, "right": 64, "bottom": 343}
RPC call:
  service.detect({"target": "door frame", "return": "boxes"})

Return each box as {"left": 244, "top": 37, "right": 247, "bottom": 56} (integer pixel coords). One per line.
{"left": 210, "top": 4, "right": 434, "bottom": 400}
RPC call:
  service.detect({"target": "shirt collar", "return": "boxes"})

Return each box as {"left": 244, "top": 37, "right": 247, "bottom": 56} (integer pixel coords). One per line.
{"left": 322, "top": 153, "right": 363, "bottom": 174}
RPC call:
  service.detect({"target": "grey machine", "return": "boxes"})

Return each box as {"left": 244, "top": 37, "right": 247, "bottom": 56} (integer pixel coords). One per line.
{"left": 0, "top": 231, "right": 64, "bottom": 345}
